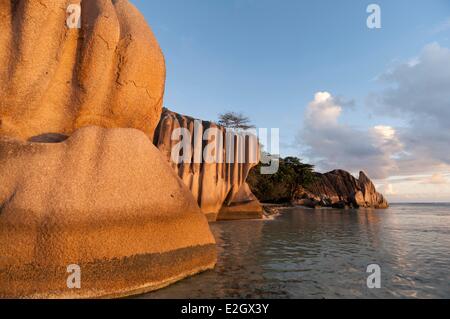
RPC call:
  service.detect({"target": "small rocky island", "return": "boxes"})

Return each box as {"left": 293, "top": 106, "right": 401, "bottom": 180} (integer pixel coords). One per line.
{"left": 296, "top": 170, "right": 389, "bottom": 209}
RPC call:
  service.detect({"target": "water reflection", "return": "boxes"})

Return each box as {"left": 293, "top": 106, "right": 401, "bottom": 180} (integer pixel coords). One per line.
{"left": 139, "top": 205, "right": 450, "bottom": 299}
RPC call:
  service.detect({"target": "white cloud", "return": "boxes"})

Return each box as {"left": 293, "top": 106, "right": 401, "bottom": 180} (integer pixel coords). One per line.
{"left": 375, "top": 173, "right": 450, "bottom": 202}
{"left": 379, "top": 183, "right": 397, "bottom": 196}
{"left": 423, "top": 173, "right": 448, "bottom": 185}
{"left": 299, "top": 43, "right": 450, "bottom": 201}
{"left": 372, "top": 126, "right": 396, "bottom": 140}
{"left": 369, "top": 43, "right": 450, "bottom": 176}
{"left": 300, "top": 92, "right": 403, "bottom": 179}
{"left": 305, "top": 92, "right": 342, "bottom": 127}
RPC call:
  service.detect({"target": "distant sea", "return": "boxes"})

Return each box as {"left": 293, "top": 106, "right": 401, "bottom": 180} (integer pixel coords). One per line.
{"left": 139, "top": 203, "right": 450, "bottom": 299}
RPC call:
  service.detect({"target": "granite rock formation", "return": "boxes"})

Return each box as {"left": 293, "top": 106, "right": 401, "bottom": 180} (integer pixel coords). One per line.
{"left": 0, "top": 127, "right": 216, "bottom": 299}
{"left": 154, "top": 109, "right": 263, "bottom": 221}
{"left": 0, "top": 0, "right": 165, "bottom": 141}
{"left": 217, "top": 183, "right": 264, "bottom": 220}
{"left": 0, "top": 1, "right": 216, "bottom": 299}
{"left": 295, "top": 170, "right": 389, "bottom": 209}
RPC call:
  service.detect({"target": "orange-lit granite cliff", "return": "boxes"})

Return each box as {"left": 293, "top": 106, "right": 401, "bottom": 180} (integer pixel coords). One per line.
{"left": 0, "top": 0, "right": 216, "bottom": 298}
{"left": 295, "top": 170, "right": 389, "bottom": 209}
{"left": 154, "top": 109, "right": 264, "bottom": 221}
{"left": 0, "top": 0, "right": 165, "bottom": 141}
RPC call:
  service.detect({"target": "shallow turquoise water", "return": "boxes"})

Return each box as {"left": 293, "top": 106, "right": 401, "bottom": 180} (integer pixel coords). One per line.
{"left": 139, "top": 204, "right": 450, "bottom": 299}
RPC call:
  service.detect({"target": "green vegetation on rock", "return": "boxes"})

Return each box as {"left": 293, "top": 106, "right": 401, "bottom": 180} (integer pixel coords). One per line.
{"left": 248, "top": 155, "right": 315, "bottom": 203}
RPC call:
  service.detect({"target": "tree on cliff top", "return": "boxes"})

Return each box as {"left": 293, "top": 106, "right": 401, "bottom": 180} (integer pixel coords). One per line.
{"left": 218, "top": 112, "right": 255, "bottom": 130}
{"left": 247, "top": 156, "right": 316, "bottom": 203}
{"left": 283, "top": 157, "right": 315, "bottom": 199}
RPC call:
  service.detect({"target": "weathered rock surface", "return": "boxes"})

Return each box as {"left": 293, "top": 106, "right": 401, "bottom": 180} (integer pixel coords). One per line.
{"left": 0, "top": 126, "right": 216, "bottom": 298}
{"left": 0, "top": 0, "right": 165, "bottom": 141}
{"left": 295, "top": 170, "right": 389, "bottom": 209}
{"left": 154, "top": 109, "right": 263, "bottom": 221}
{"left": 218, "top": 183, "right": 264, "bottom": 220}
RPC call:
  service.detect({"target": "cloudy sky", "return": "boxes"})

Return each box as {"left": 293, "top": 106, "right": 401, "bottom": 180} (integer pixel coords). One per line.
{"left": 133, "top": 0, "right": 450, "bottom": 202}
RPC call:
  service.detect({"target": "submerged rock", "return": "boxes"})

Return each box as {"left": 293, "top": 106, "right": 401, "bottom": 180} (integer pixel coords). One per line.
{"left": 154, "top": 109, "right": 263, "bottom": 221}
{"left": 0, "top": 127, "right": 216, "bottom": 298}
{"left": 0, "top": 0, "right": 165, "bottom": 141}
{"left": 295, "top": 170, "right": 389, "bottom": 209}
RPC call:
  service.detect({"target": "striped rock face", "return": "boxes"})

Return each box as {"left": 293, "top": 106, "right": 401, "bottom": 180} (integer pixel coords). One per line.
{"left": 154, "top": 109, "right": 263, "bottom": 221}
{"left": 0, "top": 0, "right": 165, "bottom": 141}
{"left": 0, "top": 127, "right": 216, "bottom": 299}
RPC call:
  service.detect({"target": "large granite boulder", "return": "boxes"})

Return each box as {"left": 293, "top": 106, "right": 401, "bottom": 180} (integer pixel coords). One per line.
{"left": 154, "top": 109, "right": 263, "bottom": 221}
{"left": 0, "top": 126, "right": 216, "bottom": 298}
{"left": 0, "top": 0, "right": 165, "bottom": 141}
{"left": 0, "top": 0, "right": 218, "bottom": 298}
{"left": 296, "top": 170, "right": 389, "bottom": 209}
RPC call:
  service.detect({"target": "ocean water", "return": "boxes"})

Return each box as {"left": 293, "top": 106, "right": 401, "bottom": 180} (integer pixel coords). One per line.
{"left": 139, "top": 204, "right": 450, "bottom": 299}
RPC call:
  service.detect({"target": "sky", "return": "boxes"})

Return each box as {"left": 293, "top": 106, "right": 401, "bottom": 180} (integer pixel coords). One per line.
{"left": 132, "top": 0, "right": 450, "bottom": 203}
